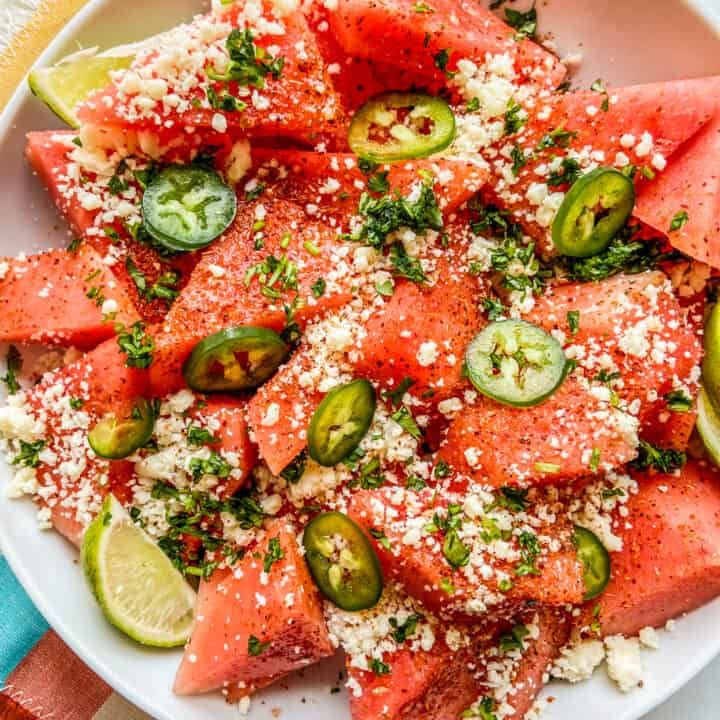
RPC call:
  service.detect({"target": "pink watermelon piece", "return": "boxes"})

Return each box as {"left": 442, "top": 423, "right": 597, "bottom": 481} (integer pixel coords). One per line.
{"left": 588, "top": 460, "right": 720, "bottom": 637}
{"left": 526, "top": 272, "right": 703, "bottom": 451}
{"left": 348, "top": 486, "right": 585, "bottom": 622}
{"left": 0, "top": 243, "right": 140, "bottom": 350}
{"left": 148, "top": 198, "right": 353, "bottom": 397}
{"left": 20, "top": 339, "right": 150, "bottom": 543}
{"left": 437, "top": 376, "right": 639, "bottom": 488}
{"left": 634, "top": 79, "right": 720, "bottom": 268}
{"left": 325, "top": 0, "right": 566, "bottom": 92}
{"left": 25, "top": 131, "right": 201, "bottom": 324}
{"left": 174, "top": 519, "right": 333, "bottom": 697}
{"left": 486, "top": 77, "right": 718, "bottom": 245}
{"left": 76, "top": 6, "right": 346, "bottom": 145}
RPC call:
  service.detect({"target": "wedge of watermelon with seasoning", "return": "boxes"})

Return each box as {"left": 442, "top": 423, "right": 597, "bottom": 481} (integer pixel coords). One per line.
{"left": 149, "top": 198, "right": 353, "bottom": 397}
{"left": 188, "top": 395, "right": 258, "bottom": 497}
{"left": 348, "top": 486, "right": 585, "bottom": 621}
{"left": 347, "top": 617, "right": 499, "bottom": 720}
{"left": 76, "top": 5, "right": 346, "bottom": 146}
{"left": 246, "top": 348, "right": 322, "bottom": 476}
{"left": 486, "top": 77, "right": 719, "bottom": 245}
{"left": 525, "top": 271, "right": 703, "bottom": 450}
{"left": 21, "top": 339, "right": 150, "bottom": 545}
{"left": 0, "top": 244, "right": 140, "bottom": 349}
{"left": 634, "top": 91, "right": 720, "bottom": 268}
{"left": 324, "top": 0, "right": 565, "bottom": 94}
{"left": 352, "top": 228, "right": 488, "bottom": 407}
{"left": 25, "top": 131, "right": 200, "bottom": 324}
{"left": 437, "top": 376, "right": 638, "bottom": 488}
{"left": 248, "top": 149, "right": 488, "bottom": 222}
{"left": 174, "top": 519, "right": 334, "bottom": 698}
{"left": 584, "top": 460, "right": 720, "bottom": 637}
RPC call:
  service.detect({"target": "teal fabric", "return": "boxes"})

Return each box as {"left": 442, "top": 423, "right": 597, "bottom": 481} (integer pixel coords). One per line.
{"left": 0, "top": 556, "right": 48, "bottom": 684}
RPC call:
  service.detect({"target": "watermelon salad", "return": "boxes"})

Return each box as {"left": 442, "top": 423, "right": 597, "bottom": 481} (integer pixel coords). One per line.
{"left": 3, "top": 0, "right": 720, "bottom": 717}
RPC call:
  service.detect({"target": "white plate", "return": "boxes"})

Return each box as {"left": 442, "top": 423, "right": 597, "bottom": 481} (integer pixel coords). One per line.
{"left": 1, "top": 1, "right": 720, "bottom": 718}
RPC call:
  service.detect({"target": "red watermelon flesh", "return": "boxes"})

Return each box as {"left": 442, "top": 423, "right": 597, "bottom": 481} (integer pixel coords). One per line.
{"left": 174, "top": 519, "right": 333, "bottom": 697}
{"left": 246, "top": 348, "right": 322, "bottom": 476}
{"left": 348, "top": 486, "right": 585, "bottom": 622}
{"left": 346, "top": 618, "right": 499, "bottom": 720}
{"left": 249, "top": 149, "right": 488, "bottom": 222}
{"left": 19, "top": 339, "right": 149, "bottom": 543}
{"left": 325, "top": 0, "right": 565, "bottom": 93}
{"left": 526, "top": 271, "right": 703, "bottom": 451}
{"left": 0, "top": 243, "right": 140, "bottom": 350}
{"left": 635, "top": 88, "right": 720, "bottom": 268}
{"left": 149, "top": 198, "right": 353, "bottom": 397}
{"left": 25, "top": 130, "right": 200, "bottom": 324}
{"left": 587, "top": 460, "right": 720, "bottom": 637}
{"left": 486, "top": 77, "right": 718, "bottom": 246}
{"left": 77, "top": 5, "right": 346, "bottom": 145}
{"left": 352, "top": 230, "right": 488, "bottom": 407}
{"left": 189, "top": 395, "right": 258, "bottom": 497}
{"left": 437, "top": 376, "right": 639, "bottom": 488}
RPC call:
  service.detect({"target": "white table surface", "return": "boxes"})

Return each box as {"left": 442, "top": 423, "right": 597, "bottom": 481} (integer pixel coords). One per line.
{"left": 0, "top": 0, "right": 718, "bottom": 717}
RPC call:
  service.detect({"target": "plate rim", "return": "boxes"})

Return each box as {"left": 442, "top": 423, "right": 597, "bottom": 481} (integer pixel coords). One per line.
{"left": 2, "top": 1, "right": 720, "bottom": 718}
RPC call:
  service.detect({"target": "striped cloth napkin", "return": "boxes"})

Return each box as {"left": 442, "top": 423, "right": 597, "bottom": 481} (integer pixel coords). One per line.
{"left": 0, "top": 7, "right": 152, "bottom": 719}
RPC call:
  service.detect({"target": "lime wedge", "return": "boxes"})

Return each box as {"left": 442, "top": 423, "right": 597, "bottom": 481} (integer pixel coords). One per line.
{"left": 697, "top": 387, "right": 720, "bottom": 467}
{"left": 81, "top": 494, "right": 196, "bottom": 647}
{"left": 28, "top": 53, "right": 133, "bottom": 128}
{"left": 702, "top": 303, "right": 720, "bottom": 415}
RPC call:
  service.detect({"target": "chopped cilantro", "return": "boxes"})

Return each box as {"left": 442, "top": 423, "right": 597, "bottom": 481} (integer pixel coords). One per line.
{"left": 369, "top": 658, "right": 391, "bottom": 676}
{"left": 13, "top": 439, "right": 46, "bottom": 468}
{"left": 263, "top": 536, "right": 285, "bottom": 573}
{"left": 207, "top": 29, "right": 284, "bottom": 89}
{"left": 245, "top": 182, "right": 266, "bottom": 201}
{"left": 187, "top": 425, "right": 220, "bottom": 446}
{"left": 389, "top": 242, "right": 428, "bottom": 284}
{"left": 547, "top": 157, "right": 582, "bottom": 187}
{"left": 439, "top": 577, "right": 455, "bottom": 594}
{"left": 188, "top": 451, "right": 232, "bottom": 480}
{"left": 383, "top": 376, "right": 415, "bottom": 407}
{"left": 499, "top": 624, "right": 531, "bottom": 653}
{"left": 665, "top": 389, "right": 692, "bottom": 413}
{"left": 107, "top": 159, "right": 129, "bottom": 196}
{"left": 443, "top": 528, "right": 471, "bottom": 568}
{"left": 514, "top": 530, "right": 541, "bottom": 576}
{"left": 669, "top": 210, "right": 689, "bottom": 232}
{"left": 374, "top": 279, "right": 394, "bottom": 296}
{"left": 369, "top": 527, "right": 392, "bottom": 551}
{"left": 504, "top": 4, "right": 537, "bottom": 39}
{"left": 69, "top": 397, "right": 84, "bottom": 410}
{"left": 368, "top": 171, "right": 390, "bottom": 193}
{"left": 390, "top": 406, "right": 422, "bottom": 439}
{"left": 589, "top": 447, "right": 601, "bottom": 473}
{"left": 406, "top": 475, "right": 427, "bottom": 491}
{"left": 567, "top": 310, "right": 580, "bottom": 335}
{"left": 116, "top": 321, "right": 155, "bottom": 369}
{"left": 434, "top": 459, "right": 452, "bottom": 478}
{"left": 630, "top": 440, "right": 686, "bottom": 473}
{"left": 390, "top": 613, "right": 423, "bottom": 643}
{"left": 2, "top": 345, "right": 22, "bottom": 395}
{"left": 537, "top": 126, "right": 578, "bottom": 151}
{"left": 206, "top": 85, "right": 247, "bottom": 112}
{"left": 466, "top": 97, "right": 480, "bottom": 112}
{"left": 504, "top": 99, "right": 527, "bottom": 135}
{"left": 280, "top": 451, "right": 307, "bottom": 484}
{"left": 311, "top": 277, "right": 327, "bottom": 298}
{"left": 248, "top": 635, "right": 271, "bottom": 656}
{"left": 433, "top": 48, "right": 455, "bottom": 77}
{"left": 494, "top": 486, "right": 529, "bottom": 512}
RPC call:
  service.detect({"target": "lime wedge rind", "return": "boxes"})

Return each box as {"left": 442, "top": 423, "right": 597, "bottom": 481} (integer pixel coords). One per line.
{"left": 81, "top": 495, "right": 196, "bottom": 648}
{"left": 697, "top": 387, "right": 720, "bottom": 467}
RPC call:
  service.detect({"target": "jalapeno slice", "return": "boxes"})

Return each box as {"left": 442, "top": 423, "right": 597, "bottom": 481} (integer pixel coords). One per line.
{"left": 465, "top": 319, "right": 567, "bottom": 407}
{"left": 348, "top": 92, "right": 456, "bottom": 163}
{"left": 303, "top": 512, "right": 383, "bottom": 611}
{"left": 573, "top": 525, "right": 611, "bottom": 601}
{"left": 183, "top": 327, "right": 287, "bottom": 393}
{"left": 552, "top": 167, "right": 635, "bottom": 258}
{"left": 307, "top": 380, "right": 376, "bottom": 466}
{"left": 88, "top": 398, "right": 155, "bottom": 459}
{"left": 142, "top": 165, "right": 237, "bottom": 252}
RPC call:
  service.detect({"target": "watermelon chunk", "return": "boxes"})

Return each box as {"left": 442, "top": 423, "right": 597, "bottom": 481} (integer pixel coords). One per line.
{"left": 249, "top": 149, "right": 488, "bottom": 221}
{"left": 325, "top": 0, "right": 565, "bottom": 92}
{"left": 0, "top": 244, "right": 140, "bottom": 350}
{"left": 149, "top": 198, "right": 353, "bottom": 397}
{"left": 14, "top": 339, "right": 149, "bottom": 543}
{"left": 174, "top": 519, "right": 333, "bottom": 697}
{"left": 246, "top": 349, "right": 321, "bottom": 476}
{"left": 352, "top": 245, "right": 487, "bottom": 406}
{"left": 348, "top": 486, "right": 585, "bottom": 621}
{"left": 189, "top": 395, "right": 258, "bottom": 498}
{"left": 76, "top": 5, "right": 346, "bottom": 146}
{"left": 25, "top": 130, "right": 200, "bottom": 324}
{"left": 634, "top": 81, "right": 720, "bottom": 268}
{"left": 486, "top": 77, "right": 718, "bottom": 245}
{"left": 526, "top": 271, "right": 703, "bottom": 451}
{"left": 437, "top": 376, "right": 639, "bottom": 488}
{"left": 590, "top": 460, "right": 720, "bottom": 637}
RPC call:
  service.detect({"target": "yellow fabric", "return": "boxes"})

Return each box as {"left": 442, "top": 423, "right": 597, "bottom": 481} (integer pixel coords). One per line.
{"left": 0, "top": 0, "right": 88, "bottom": 109}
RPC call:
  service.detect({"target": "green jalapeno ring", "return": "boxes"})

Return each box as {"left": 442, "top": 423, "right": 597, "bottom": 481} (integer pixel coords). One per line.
{"left": 348, "top": 92, "right": 456, "bottom": 163}
{"left": 465, "top": 319, "right": 567, "bottom": 407}
{"left": 142, "top": 165, "right": 238, "bottom": 253}
{"left": 551, "top": 167, "right": 635, "bottom": 258}
{"left": 88, "top": 398, "right": 155, "bottom": 459}
{"left": 183, "top": 326, "right": 288, "bottom": 393}
{"left": 303, "top": 511, "right": 384, "bottom": 611}
{"left": 573, "top": 525, "right": 611, "bottom": 601}
{"left": 307, "top": 379, "right": 377, "bottom": 467}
